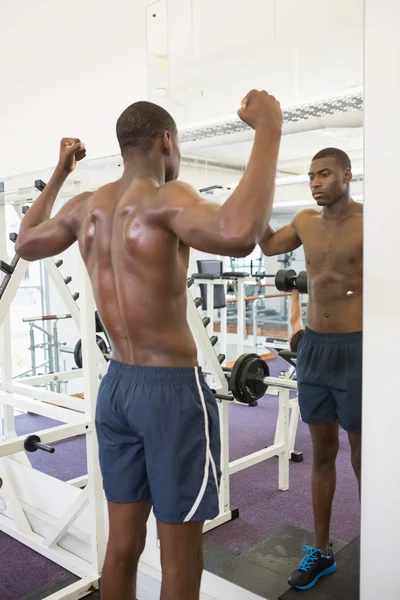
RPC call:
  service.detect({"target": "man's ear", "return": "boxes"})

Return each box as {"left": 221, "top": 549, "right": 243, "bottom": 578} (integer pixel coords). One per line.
{"left": 344, "top": 168, "right": 353, "bottom": 184}
{"left": 162, "top": 131, "right": 172, "bottom": 155}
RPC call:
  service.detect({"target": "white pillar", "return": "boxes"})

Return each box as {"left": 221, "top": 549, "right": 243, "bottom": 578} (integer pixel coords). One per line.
{"left": 362, "top": 2, "right": 400, "bottom": 599}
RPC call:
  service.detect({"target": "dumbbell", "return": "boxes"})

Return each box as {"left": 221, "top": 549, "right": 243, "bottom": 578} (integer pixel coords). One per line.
{"left": 275, "top": 269, "right": 308, "bottom": 294}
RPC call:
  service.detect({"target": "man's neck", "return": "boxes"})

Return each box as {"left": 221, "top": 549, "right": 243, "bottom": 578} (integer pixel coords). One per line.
{"left": 121, "top": 152, "right": 166, "bottom": 187}
{"left": 322, "top": 194, "right": 355, "bottom": 222}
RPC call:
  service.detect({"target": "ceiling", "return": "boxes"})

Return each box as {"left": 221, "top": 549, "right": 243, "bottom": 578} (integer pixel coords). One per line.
{"left": 0, "top": 0, "right": 363, "bottom": 212}
{"left": 146, "top": 0, "right": 364, "bottom": 178}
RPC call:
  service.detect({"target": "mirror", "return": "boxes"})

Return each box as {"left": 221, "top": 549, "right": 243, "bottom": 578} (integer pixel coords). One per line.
{"left": 149, "top": 0, "right": 364, "bottom": 598}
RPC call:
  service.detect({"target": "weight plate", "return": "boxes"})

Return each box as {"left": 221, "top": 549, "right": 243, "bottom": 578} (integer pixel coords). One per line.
{"left": 275, "top": 269, "right": 296, "bottom": 292}
{"left": 230, "top": 353, "right": 254, "bottom": 403}
{"left": 230, "top": 353, "right": 269, "bottom": 404}
{"left": 74, "top": 339, "right": 83, "bottom": 368}
{"left": 296, "top": 271, "right": 308, "bottom": 294}
{"left": 239, "top": 356, "right": 269, "bottom": 402}
{"left": 74, "top": 335, "right": 109, "bottom": 368}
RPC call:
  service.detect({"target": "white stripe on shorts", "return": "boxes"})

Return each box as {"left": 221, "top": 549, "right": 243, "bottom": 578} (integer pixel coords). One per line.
{"left": 184, "top": 367, "right": 218, "bottom": 522}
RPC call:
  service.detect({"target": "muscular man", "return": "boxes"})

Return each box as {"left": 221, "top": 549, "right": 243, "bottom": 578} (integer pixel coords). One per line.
{"left": 15, "top": 90, "right": 282, "bottom": 600}
{"left": 260, "top": 148, "right": 362, "bottom": 591}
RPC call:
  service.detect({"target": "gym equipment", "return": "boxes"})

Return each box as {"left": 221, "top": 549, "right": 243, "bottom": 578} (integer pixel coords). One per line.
{"left": 24, "top": 434, "right": 55, "bottom": 454}
{"left": 275, "top": 268, "right": 308, "bottom": 294}
{"left": 227, "top": 353, "right": 270, "bottom": 404}
{"left": 74, "top": 335, "right": 109, "bottom": 368}
{"left": 0, "top": 201, "right": 107, "bottom": 600}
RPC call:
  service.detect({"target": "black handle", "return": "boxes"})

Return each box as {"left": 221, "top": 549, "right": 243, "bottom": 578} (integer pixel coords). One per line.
{"left": 24, "top": 434, "right": 55, "bottom": 454}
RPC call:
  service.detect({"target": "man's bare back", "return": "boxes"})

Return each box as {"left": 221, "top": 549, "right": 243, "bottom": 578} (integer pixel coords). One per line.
{"left": 76, "top": 178, "right": 197, "bottom": 367}
{"left": 292, "top": 203, "right": 362, "bottom": 333}
{"left": 15, "top": 94, "right": 284, "bottom": 600}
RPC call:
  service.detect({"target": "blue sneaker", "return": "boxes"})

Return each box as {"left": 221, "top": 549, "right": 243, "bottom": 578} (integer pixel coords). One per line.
{"left": 288, "top": 544, "right": 337, "bottom": 590}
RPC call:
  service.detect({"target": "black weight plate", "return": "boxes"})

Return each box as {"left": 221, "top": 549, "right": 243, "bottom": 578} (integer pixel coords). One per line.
{"left": 296, "top": 271, "right": 308, "bottom": 294}
{"left": 239, "top": 356, "right": 270, "bottom": 402}
{"left": 275, "top": 269, "right": 296, "bottom": 292}
{"left": 230, "top": 353, "right": 269, "bottom": 404}
{"left": 74, "top": 335, "right": 109, "bottom": 368}
{"left": 74, "top": 339, "right": 83, "bottom": 368}
{"left": 230, "top": 353, "right": 255, "bottom": 403}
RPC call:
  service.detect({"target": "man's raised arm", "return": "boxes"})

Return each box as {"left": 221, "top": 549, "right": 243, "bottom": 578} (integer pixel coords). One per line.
{"left": 160, "top": 89, "right": 283, "bottom": 257}
{"left": 15, "top": 138, "right": 90, "bottom": 261}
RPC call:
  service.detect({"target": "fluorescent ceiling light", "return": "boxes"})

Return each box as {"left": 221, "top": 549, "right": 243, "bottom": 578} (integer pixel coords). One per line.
{"left": 180, "top": 91, "right": 363, "bottom": 143}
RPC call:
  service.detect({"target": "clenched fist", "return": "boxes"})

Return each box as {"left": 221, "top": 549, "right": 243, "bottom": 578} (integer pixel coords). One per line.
{"left": 238, "top": 90, "right": 283, "bottom": 132}
{"left": 58, "top": 138, "right": 86, "bottom": 174}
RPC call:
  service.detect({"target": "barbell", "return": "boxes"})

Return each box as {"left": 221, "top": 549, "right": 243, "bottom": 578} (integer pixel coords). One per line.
{"left": 275, "top": 268, "right": 308, "bottom": 294}
{"left": 214, "top": 353, "right": 271, "bottom": 405}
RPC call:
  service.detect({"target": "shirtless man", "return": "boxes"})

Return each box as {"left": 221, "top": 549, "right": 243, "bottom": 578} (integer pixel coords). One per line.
{"left": 15, "top": 90, "right": 283, "bottom": 600}
{"left": 260, "top": 147, "right": 362, "bottom": 591}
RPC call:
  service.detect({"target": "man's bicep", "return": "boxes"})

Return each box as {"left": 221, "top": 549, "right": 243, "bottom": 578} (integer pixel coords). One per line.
{"left": 15, "top": 193, "right": 88, "bottom": 261}
{"left": 260, "top": 223, "right": 302, "bottom": 256}
{"left": 16, "top": 218, "right": 77, "bottom": 261}
{"left": 161, "top": 181, "right": 253, "bottom": 256}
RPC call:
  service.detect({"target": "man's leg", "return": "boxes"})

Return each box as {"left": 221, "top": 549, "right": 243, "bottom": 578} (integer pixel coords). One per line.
{"left": 157, "top": 521, "right": 204, "bottom": 600}
{"left": 309, "top": 421, "right": 339, "bottom": 554}
{"left": 348, "top": 432, "right": 362, "bottom": 497}
{"left": 100, "top": 500, "right": 152, "bottom": 600}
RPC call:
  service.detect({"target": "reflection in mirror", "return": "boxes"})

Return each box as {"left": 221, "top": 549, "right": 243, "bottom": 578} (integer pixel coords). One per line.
{"left": 165, "top": 1, "right": 363, "bottom": 599}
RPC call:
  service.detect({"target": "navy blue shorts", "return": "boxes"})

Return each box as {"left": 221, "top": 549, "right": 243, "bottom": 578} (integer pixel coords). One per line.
{"left": 95, "top": 361, "right": 221, "bottom": 524}
{"left": 296, "top": 328, "right": 362, "bottom": 435}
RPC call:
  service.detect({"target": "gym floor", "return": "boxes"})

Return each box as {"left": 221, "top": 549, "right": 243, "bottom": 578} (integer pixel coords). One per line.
{"left": 1, "top": 357, "right": 360, "bottom": 600}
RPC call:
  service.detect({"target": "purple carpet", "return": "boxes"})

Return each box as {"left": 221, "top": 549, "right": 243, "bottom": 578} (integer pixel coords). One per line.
{"left": 0, "top": 358, "right": 360, "bottom": 598}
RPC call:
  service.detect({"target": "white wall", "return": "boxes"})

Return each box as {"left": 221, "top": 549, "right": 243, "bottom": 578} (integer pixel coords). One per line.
{"left": 0, "top": 0, "right": 148, "bottom": 176}
{"left": 361, "top": 1, "right": 400, "bottom": 598}
{"left": 148, "top": 0, "right": 363, "bottom": 125}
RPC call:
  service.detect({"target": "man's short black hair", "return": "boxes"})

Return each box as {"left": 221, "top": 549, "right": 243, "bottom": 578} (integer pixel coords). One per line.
{"left": 116, "top": 101, "right": 177, "bottom": 154}
{"left": 312, "top": 147, "right": 352, "bottom": 171}
{"left": 290, "top": 329, "right": 305, "bottom": 353}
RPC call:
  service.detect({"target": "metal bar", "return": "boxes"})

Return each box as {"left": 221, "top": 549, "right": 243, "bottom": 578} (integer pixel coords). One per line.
{"left": 7, "top": 383, "right": 85, "bottom": 412}
{"left": 43, "top": 490, "right": 89, "bottom": 548}
{"left": 0, "top": 258, "right": 28, "bottom": 326}
{"left": 0, "top": 515, "right": 95, "bottom": 578}
{"left": 18, "top": 368, "right": 84, "bottom": 386}
{"left": 278, "top": 388, "right": 290, "bottom": 491}
{"left": 229, "top": 442, "right": 285, "bottom": 475}
{"left": 237, "top": 279, "right": 245, "bottom": 355}
{"left": 0, "top": 422, "right": 90, "bottom": 456}
{"left": 79, "top": 264, "right": 107, "bottom": 574}
{"left": 0, "top": 391, "right": 84, "bottom": 424}
{"left": 0, "top": 205, "right": 16, "bottom": 440}
{"left": 0, "top": 460, "right": 33, "bottom": 535}
{"left": 22, "top": 314, "right": 72, "bottom": 322}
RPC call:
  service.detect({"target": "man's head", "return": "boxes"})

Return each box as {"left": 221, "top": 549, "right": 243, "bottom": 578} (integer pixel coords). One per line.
{"left": 308, "top": 148, "right": 352, "bottom": 206}
{"left": 290, "top": 329, "right": 305, "bottom": 353}
{"left": 116, "top": 101, "right": 180, "bottom": 181}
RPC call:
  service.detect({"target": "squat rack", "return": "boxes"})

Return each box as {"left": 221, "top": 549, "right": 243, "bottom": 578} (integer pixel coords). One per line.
{"left": 0, "top": 199, "right": 107, "bottom": 599}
